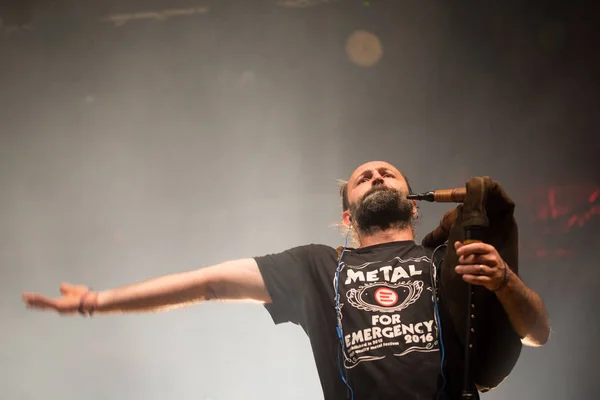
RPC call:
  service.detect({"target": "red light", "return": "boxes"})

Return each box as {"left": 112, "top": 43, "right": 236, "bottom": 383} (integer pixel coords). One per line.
{"left": 518, "top": 183, "right": 598, "bottom": 258}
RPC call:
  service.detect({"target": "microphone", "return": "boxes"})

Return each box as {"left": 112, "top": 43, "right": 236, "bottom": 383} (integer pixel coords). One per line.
{"left": 407, "top": 187, "right": 466, "bottom": 203}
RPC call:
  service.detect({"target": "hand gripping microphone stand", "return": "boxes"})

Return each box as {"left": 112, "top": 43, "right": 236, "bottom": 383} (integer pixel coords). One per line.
{"left": 408, "top": 187, "right": 480, "bottom": 400}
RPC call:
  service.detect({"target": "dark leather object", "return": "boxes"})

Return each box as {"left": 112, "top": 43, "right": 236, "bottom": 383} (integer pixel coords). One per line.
{"left": 422, "top": 176, "right": 522, "bottom": 391}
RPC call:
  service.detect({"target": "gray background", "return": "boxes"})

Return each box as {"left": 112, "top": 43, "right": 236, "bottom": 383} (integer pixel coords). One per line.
{"left": 1, "top": 1, "right": 598, "bottom": 399}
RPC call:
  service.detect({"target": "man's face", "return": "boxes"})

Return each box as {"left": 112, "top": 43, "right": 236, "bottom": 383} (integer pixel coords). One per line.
{"left": 345, "top": 161, "right": 416, "bottom": 235}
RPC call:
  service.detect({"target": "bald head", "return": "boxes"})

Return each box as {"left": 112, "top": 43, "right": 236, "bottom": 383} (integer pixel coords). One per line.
{"left": 341, "top": 161, "right": 413, "bottom": 212}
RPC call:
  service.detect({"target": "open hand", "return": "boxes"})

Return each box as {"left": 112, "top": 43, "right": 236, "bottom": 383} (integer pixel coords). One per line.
{"left": 22, "top": 283, "right": 93, "bottom": 315}
{"left": 453, "top": 241, "right": 510, "bottom": 292}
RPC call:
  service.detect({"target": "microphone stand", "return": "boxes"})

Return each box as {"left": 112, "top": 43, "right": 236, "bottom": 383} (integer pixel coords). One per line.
{"left": 460, "top": 225, "right": 483, "bottom": 400}
{"left": 408, "top": 188, "right": 480, "bottom": 399}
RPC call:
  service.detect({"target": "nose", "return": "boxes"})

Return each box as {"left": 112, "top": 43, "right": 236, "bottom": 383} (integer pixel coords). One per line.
{"left": 372, "top": 172, "right": 385, "bottom": 186}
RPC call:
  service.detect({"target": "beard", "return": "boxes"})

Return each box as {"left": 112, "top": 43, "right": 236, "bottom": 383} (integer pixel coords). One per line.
{"left": 349, "top": 185, "right": 415, "bottom": 237}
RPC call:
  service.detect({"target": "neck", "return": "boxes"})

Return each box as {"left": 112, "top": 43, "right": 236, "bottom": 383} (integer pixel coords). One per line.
{"left": 358, "top": 227, "right": 414, "bottom": 248}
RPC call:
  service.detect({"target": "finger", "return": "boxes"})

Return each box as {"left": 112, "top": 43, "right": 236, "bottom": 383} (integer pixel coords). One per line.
{"left": 59, "top": 283, "right": 72, "bottom": 295}
{"left": 22, "top": 293, "right": 59, "bottom": 310}
{"left": 455, "top": 242, "right": 495, "bottom": 257}
{"left": 461, "top": 274, "right": 493, "bottom": 286}
{"left": 454, "top": 241, "right": 464, "bottom": 251}
{"left": 459, "top": 253, "right": 496, "bottom": 266}
{"left": 60, "top": 283, "right": 89, "bottom": 296}
{"left": 455, "top": 264, "right": 494, "bottom": 276}
{"left": 22, "top": 292, "right": 40, "bottom": 304}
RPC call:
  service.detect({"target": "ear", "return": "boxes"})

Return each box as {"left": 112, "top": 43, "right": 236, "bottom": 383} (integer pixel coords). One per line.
{"left": 411, "top": 199, "right": 418, "bottom": 218}
{"left": 342, "top": 210, "right": 352, "bottom": 227}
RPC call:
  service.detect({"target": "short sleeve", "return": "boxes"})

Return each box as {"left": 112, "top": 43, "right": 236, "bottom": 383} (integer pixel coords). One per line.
{"left": 253, "top": 244, "right": 317, "bottom": 325}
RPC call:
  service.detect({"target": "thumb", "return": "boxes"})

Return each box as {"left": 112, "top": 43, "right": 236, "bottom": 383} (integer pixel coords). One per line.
{"left": 454, "top": 241, "right": 464, "bottom": 250}
{"left": 59, "top": 283, "right": 73, "bottom": 295}
{"left": 60, "top": 282, "right": 86, "bottom": 296}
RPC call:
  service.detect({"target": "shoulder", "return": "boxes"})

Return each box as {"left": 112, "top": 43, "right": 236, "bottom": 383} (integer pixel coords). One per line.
{"left": 415, "top": 243, "right": 436, "bottom": 254}
{"left": 306, "top": 243, "right": 339, "bottom": 255}
{"left": 282, "top": 243, "right": 339, "bottom": 259}
{"left": 254, "top": 243, "right": 338, "bottom": 264}
{"left": 252, "top": 244, "right": 338, "bottom": 292}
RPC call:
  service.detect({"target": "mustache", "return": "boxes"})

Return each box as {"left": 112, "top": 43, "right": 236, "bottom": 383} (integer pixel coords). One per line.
{"left": 361, "top": 185, "right": 402, "bottom": 200}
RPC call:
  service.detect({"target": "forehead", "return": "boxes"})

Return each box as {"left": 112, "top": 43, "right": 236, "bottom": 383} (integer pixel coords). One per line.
{"left": 349, "top": 161, "right": 403, "bottom": 183}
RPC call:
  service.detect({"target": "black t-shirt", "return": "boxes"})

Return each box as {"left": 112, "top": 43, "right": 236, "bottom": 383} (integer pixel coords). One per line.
{"left": 255, "top": 240, "right": 459, "bottom": 400}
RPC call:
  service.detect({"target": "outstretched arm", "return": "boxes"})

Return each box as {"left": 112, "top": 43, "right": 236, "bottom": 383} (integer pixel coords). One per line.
{"left": 453, "top": 241, "right": 551, "bottom": 347}
{"left": 22, "top": 258, "right": 271, "bottom": 315}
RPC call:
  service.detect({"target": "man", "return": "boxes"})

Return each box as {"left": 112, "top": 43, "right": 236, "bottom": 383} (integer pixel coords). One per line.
{"left": 22, "top": 161, "right": 550, "bottom": 400}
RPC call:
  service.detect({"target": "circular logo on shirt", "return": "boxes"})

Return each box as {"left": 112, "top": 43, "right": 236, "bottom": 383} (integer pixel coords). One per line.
{"left": 374, "top": 287, "right": 399, "bottom": 307}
